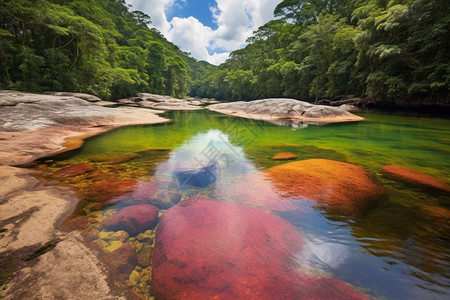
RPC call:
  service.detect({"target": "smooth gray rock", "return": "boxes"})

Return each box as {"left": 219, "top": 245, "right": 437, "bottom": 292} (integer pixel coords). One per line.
{"left": 208, "top": 98, "right": 364, "bottom": 124}
{"left": 0, "top": 91, "right": 167, "bottom": 131}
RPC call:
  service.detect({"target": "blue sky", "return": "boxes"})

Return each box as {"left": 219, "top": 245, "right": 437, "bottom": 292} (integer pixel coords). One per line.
{"left": 125, "top": 0, "right": 280, "bottom": 65}
{"left": 167, "top": 0, "right": 218, "bottom": 30}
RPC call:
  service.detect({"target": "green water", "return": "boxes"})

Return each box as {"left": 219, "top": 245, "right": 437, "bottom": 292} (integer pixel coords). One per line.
{"left": 36, "top": 110, "right": 450, "bottom": 299}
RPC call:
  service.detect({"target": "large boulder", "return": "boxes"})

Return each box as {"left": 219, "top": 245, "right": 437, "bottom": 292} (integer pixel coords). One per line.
{"left": 0, "top": 91, "right": 169, "bottom": 132}
{"left": 263, "top": 159, "right": 387, "bottom": 215}
{"left": 208, "top": 98, "right": 364, "bottom": 124}
{"left": 103, "top": 204, "right": 159, "bottom": 236}
{"left": 226, "top": 159, "right": 387, "bottom": 216}
{"left": 152, "top": 200, "right": 367, "bottom": 299}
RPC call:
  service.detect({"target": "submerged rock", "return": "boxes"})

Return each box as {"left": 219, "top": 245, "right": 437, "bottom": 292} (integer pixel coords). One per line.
{"left": 54, "top": 163, "right": 94, "bottom": 177}
{"left": 272, "top": 152, "right": 298, "bottom": 160}
{"left": 263, "top": 159, "right": 387, "bottom": 215}
{"left": 208, "top": 98, "right": 364, "bottom": 125}
{"left": 419, "top": 204, "right": 450, "bottom": 221}
{"left": 103, "top": 204, "right": 159, "bottom": 236}
{"left": 102, "top": 244, "right": 137, "bottom": 279}
{"left": 381, "top": 165, "right": 450, "bottom": 203}
{"left": 89, "top": 153, "right": 139, "bottom": 164}
{"left": 152, "top": 200, "right": 367, "bottom": 299}
{"left": 227, "top": 159, "right": 386, "bottom": 216}
{"left": 86, "top": 179, "right": 137, "bottom": 202}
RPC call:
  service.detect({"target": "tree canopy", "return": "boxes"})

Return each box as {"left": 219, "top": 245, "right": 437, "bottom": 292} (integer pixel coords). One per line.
{"left": 193, "top": 0, "right": 449, "bottom": 104}
{"left": 0, "top": 0, "right": 208, "bottom": 99}
{"left": 0, "top": 0, "right": 448, "bottom": 104}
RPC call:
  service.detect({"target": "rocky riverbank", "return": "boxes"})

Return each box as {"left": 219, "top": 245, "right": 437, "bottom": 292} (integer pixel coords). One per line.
{"left": 0, "top": 91, "right": 175, "bottom": 299}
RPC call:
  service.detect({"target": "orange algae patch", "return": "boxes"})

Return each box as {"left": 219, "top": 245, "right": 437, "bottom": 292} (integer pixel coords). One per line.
{"left": 262, "top": 159, "right": 387, "bottom": 215}
{"left": 381, "top": 165, "right": 450, "bottom": 193}
{"left": 272, "top": 152, "right": 298, "bottom": 160}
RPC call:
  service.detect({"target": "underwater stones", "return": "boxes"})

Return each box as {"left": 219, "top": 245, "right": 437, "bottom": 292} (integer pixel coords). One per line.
{"left": 86, "top": 179, "right": 137, "bottom": 202}
{"left": 105, "top": 241, "right": 123, "bottom": 252}
{"left": 54, "top": 163, "right": 94, "bottom": 177}
{"left": 264, "top": 159, "right": 387, "bottom": 215}
{"left": 89, "top": 153, "right": 139, "bottom": 164}
{"left": 272, "top": 152, "right": 298, "bottom": 160}
{"left": 152, "top": 200, "right": 366, "bottom": 299}
{"left": 103, "top": 204, "right": 159, "bottom": 236}
{"left": 137, "top": 244, "right": 153, "bottom": 267}
{"left": 110, "top": 230, "right": 129, "bottom": 242}
{"left": 102, "top": 244, "right": 137, "bottom": 277}
{"left": 130, "top": 180, "right": 158, "bottom": 200}
{"left": 381, "top": 165, "right": 450, "bottom": 196}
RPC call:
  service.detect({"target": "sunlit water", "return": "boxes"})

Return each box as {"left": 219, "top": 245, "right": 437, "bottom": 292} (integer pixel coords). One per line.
{"left": 32, "top": 110, "right": 449, "bottom": 299}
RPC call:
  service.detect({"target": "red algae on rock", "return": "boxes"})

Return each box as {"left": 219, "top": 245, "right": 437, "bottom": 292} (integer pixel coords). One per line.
{"left": 54, "top": 163, "right": 94, "bottom": 177}
{"left": 263, "top": 159, "right": 387, "bottom": 215}
{"left": 103, "top": 204, "right": 159, "bottom": 236}
{"left": 86, "top": 179, "right": 137, "bottom": 202}
{"left": 152, "top": 200, "right": 367, "bottom": 299}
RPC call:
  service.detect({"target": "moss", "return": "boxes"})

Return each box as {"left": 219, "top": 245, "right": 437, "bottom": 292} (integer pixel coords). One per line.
{"left": 24, "top": 240, "right": 59, "bottom": 261}
{"left": 0, "top": 271, "right": 14, "bottom": 288}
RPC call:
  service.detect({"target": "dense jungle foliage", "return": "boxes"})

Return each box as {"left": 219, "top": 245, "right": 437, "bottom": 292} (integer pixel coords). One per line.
{"left": 0, "top": 0, "right": 209, "bottom": 99}
{"left": 1, "top": 0, "right": 449, "bottom": 103}
{"left": 194, "top": 0, "right": 450, "bottom": 104}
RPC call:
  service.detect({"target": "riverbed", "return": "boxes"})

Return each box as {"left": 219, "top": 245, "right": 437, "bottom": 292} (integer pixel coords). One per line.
{"left": 23, "top": 110, "right": 450, "bottom": 299}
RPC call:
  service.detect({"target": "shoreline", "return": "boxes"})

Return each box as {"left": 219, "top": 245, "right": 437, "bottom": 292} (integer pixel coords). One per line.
{"left": 0, "top": 92, "right": 173, "bottom": 299}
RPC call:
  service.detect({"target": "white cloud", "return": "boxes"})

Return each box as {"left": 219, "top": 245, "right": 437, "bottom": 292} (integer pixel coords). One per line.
{"left": 126, "top": 0, "right": 279, "bottom": 65}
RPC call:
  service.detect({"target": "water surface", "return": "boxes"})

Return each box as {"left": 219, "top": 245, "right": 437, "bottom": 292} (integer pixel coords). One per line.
{"left": 34, "top": 110, "right": 450, "bottom": 299}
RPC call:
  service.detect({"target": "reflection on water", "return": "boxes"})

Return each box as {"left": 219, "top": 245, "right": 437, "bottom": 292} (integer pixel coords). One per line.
{"left": 30, "top": 110, "right": 450, "bottom": 299}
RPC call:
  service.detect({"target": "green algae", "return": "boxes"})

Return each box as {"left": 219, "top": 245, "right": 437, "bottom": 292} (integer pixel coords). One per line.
{"left": 24, "top": 241, "right": 59, "bottom": 261}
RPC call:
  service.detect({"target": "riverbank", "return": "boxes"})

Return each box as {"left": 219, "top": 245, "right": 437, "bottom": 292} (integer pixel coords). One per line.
{"left": 0, "top": 91, "right": 173, "bottom": 299}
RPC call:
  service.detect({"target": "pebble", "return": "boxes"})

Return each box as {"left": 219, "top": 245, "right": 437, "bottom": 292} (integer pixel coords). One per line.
{"left": 110, "top": 230, "right": 129, "bottom": 242}
{"left": 105, "top": 240, "right": 123, "bottom": 252}
{"left": 98, "top": 231, "right": 114, "bottom": 240}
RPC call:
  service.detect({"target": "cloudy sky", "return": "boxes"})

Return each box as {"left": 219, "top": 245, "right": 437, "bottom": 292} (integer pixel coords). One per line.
{"left": 125, "top": 0, "right": 280, "bottom": 65}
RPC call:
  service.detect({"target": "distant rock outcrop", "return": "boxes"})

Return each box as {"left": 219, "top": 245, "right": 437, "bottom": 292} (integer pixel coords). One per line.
{"left": 116, "top": 93, "right": 218, "bottom": 110}
{"left": 208, "top": 98, "right": 364, "bottom": 124}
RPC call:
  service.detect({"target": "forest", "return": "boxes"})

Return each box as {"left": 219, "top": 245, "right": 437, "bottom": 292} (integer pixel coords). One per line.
{"left": 0, "top": 0, "right": 449, "bottom": 104}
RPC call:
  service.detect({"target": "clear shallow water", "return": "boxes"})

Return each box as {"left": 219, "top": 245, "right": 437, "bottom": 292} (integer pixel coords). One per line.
{"left": 33, "top": 110, "right": 449, "bottom": 299}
